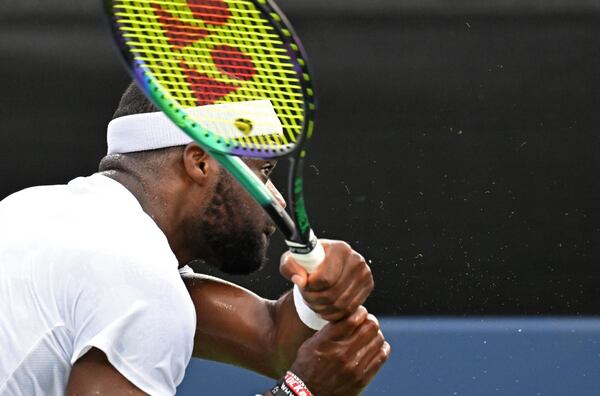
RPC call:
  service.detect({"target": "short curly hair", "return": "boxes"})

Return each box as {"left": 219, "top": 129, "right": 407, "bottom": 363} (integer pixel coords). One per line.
{"left": 112, "top": 82, "right": 159, "bottom": 120}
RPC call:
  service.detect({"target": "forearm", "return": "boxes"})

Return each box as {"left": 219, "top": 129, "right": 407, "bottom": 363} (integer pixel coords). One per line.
{"left": 182, "top": 274, "right": 314, "bottom": 378}
{"left": 267, "top": 290, "right": 316, "bottom": 375}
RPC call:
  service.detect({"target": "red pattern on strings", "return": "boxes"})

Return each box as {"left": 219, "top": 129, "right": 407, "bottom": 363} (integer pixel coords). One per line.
{"left": 212, "top": 45, "right": 255, "bottom": 79}
{"left": 182, "top": 45, "right": 257, "bottom": 105}
{"left": 187, "top": 0, "right": 230, "bottom": 25}
{"left": 153, "top": 1, "right": 256, "bottom": 105}
{"left": 152, "top": 0, "right": 230, "bottom": 48}
{"left": 152, "top": 3, "right": 210, "bottom": 48}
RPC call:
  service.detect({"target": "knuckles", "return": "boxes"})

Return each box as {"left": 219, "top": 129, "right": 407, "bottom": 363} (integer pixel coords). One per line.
{"left": 304, "top": 309, "right": 390, "bottom": 392}
{"left": 294, "top": 305, "right": 390, "bottom": 395}
{"left": 382, "top": 342, "right": 392, "bottom": 361}
{"left": 328, "top": 240, "right": 353, "bottom": 255}
{"left": 344, "top": 305, "right": 368, "bottom": 328}
{"left": 303, "top": 241, "right": 374, "bottom": 317}
{"left": 330, "top": 297, "right": 348, "bottom": 313}
{"left": 352, "top": 257, "right": 374, "bottom": 288}
{"left": 361, "top": 316, "right": 380, "bottom": 338}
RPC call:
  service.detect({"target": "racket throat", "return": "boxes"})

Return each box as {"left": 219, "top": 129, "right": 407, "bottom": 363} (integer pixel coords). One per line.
{"left": 264, "top": 204, "right": 296, "bottom": 240}
{"left": 285, "top": 232, "right": 318, "bottom": 254}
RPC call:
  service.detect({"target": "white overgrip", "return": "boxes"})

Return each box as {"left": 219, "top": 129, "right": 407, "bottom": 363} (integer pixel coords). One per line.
{"left": 286, "top": 232, "right": 327, "bottom": 330}
{"left": 286, "top": 230, "right": 325, "bottom": 274}
{"left": 293, "top": 284, "right": 328, "bottom": 330}
{"left": 289, "top": 240, "right": 325, "bottom": 274}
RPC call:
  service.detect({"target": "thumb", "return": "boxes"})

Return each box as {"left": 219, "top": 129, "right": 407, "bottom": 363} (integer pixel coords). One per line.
{"left": 280, "top": 251, "right": 309, "bottom": 289}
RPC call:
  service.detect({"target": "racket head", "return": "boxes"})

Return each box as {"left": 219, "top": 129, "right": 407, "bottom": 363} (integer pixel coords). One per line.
{"left": 105, "top": 0, "right": 316, "bottom": 159}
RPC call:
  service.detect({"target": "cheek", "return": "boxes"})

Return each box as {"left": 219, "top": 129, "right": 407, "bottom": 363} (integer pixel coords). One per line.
{"left": 238, "top": 200, "right": 266, "bottom": 227}
{"left": 231, "top": 184, "right": 264, "bottom": 216}
{"left": 222, "top": 189, "right": 263, "bottom": 229}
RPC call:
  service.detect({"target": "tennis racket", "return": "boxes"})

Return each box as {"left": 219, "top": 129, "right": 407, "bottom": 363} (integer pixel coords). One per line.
{"left": 104, "top": 0, "right": 324, "bottom": 272}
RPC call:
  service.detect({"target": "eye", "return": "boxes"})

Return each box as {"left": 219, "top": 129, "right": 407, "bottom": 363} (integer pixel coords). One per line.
{"left": 259, "top": 161, "right": 277, "bottom": 183}
{"left": 261, "top": 164, "right": 274, "bottom": 179}
{"left": 249, "top": 159, "right": 277, "bottom": 183}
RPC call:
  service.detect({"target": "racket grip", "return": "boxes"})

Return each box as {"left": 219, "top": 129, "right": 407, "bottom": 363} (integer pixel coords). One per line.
{"left": 287, "top": 234, "right": 328, "bottom": 330}
{"left": 286, "top": 231, "right": 325, "bottom": 274}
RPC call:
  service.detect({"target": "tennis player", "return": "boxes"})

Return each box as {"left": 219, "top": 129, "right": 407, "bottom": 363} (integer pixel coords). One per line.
{"left": 0, "top": 83, "right": 390, "bottom": 396}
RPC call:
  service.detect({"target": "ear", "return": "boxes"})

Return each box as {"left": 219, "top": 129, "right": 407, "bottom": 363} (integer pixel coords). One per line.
{"left": 182, "top": 143, "right": 216, "bottom": 185}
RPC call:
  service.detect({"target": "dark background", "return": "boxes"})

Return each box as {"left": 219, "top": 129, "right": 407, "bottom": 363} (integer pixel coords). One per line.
{"left": 2, "top": 0, "right": 600, "bottom": 315}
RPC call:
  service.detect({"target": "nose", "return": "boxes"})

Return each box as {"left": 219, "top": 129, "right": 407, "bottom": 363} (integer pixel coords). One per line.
{"left": 266, "top": 180, "right": 287, "bottom": 209}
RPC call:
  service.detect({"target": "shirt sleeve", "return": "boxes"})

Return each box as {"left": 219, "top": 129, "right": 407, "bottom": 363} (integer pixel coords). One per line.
{"left": 68, "top": 250, "right": 196, "bottom": 396}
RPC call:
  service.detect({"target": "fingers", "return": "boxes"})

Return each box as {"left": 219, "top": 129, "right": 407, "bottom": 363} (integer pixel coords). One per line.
{"left": 360, "top": 341, "right": 391, "bottom": 386}
{"left": 346, "top": 314, "right": 380, "bottom": 347}
{"left": 320, "top": 306, "right": 368, "bottom": 341}
{"left": 328, "top": 313, "right": 391, "bottom": 389}
{"left": 304, "top": 241, "right": 349, "bottom": 292}
{"left": 302, "top": 264, "right": 373, "bottom": 322}
{"left": 283, "top": 238, "right": 375, "bottom": 324}
{"left": 279, "top": 251, "right": 309, "bottom": 288}
{"left": 352, "top": 326, "right": 385, "bottom": 373}
{"left": 292, "top": 308, "right": 390, "bottom": 396}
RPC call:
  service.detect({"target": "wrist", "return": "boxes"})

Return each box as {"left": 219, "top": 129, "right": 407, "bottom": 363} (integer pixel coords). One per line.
{"left": 292, "top": 284, "right": 327, "bottom": 331}
{"left": 270, "top": 371, "right": 313, "bottom": 396}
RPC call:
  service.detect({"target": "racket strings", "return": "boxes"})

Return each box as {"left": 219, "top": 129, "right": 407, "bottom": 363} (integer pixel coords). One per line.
{"left": 112, "top": 0, "right": 306, "bottom": 152}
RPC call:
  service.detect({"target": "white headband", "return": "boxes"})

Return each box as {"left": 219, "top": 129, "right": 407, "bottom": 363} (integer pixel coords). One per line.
{"left": 106, "top": 99, "right": 283, "bottom": 155}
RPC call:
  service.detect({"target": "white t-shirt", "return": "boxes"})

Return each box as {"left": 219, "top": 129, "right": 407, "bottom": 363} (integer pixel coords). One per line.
{"left": 0, "top": 174, "right": 196, "bottom": 396}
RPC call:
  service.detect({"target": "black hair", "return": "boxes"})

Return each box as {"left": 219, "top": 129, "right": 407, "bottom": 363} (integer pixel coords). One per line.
{"left": 112, "top": 81, "right": 159, "bottom": 120}
{"left": 99, "top": 82, "right": 181, "bottom": 173}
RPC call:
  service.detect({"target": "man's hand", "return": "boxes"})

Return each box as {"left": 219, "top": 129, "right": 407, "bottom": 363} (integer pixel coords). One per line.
{"left": 285, "top": 306, "right": 391, "bottom": 396}
{"left": 280, "top": 240, "right": 374, "bottom": 322}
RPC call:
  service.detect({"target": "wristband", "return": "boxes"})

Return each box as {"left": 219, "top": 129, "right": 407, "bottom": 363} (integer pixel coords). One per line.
{"left": 270, "top": 371, "right": 313, "bottom": 396}
{"left": 293, "top": 284, "right": 328, "bottom": 330}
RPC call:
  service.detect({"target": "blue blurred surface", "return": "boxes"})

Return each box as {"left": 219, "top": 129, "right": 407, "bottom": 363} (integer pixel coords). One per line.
{"left": 177, "top": 318, "right": 600, "bottom": 395}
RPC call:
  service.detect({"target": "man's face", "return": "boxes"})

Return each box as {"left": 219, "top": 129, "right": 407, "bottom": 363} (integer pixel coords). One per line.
{"left": 192, "top": 159, "right": 282, "bottom": 275}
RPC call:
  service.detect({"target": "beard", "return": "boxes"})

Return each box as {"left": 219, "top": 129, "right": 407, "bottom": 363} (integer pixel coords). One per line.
{"left": 203, "top": 228, "right": 268, "bottom": 275}
{"left": 196, "top": 171, "right": 270, "bottom": 275}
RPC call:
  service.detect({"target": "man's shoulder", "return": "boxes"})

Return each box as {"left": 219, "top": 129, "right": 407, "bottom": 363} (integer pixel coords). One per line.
{"left": 0, "top": 174, "right": 178, "bottom": 273}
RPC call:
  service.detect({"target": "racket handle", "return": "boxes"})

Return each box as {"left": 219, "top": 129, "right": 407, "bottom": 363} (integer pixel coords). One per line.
{"left": 286, "top": 231, "right": 325, "bottom": 274}
{"left": 287, "top": 233, "right": 328, "bottom": 330}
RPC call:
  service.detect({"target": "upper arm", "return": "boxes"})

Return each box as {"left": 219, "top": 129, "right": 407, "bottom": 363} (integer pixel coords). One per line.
{"left": 67, "top": 348, "right": 147, "bottom": 395}
{"left": 183, "top": 274, "right": 277, "bottom": 367}
{"left": 182, "top": 274, "right": 313, "bottom": 378}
